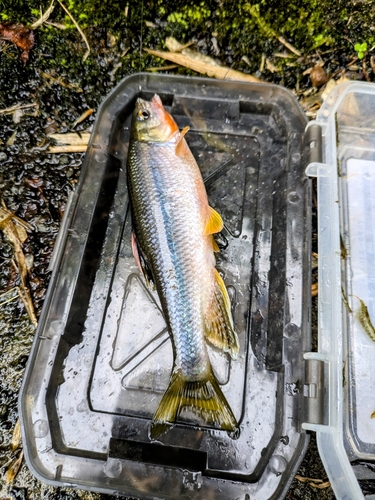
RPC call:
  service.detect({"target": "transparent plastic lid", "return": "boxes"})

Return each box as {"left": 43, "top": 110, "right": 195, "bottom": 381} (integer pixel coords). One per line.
{"left": 305, "top": 81, "right": 375, "bottom": 500}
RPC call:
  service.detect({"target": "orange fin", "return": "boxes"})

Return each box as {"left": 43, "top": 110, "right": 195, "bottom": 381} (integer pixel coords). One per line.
{"left": 131, "top": 231, "right": 155, "bottom": 291}
{"left": 150, "top": 367, "right": 237, "bottom": 439}
{"left": 204, "top": 270, "right": 239, "bottom": 359}
{"left": 205, "top": 206, "right": 223, "bottom": 235}
{"left": 175, "top": 126, "right": 190, "bottom": 157}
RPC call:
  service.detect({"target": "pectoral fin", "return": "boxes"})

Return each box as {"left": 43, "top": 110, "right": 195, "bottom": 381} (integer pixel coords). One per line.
{"left": 205, "top": 206, "right": 223, "bottom": 235}
{"left": 204, "top": 270, "right": 239, "bottom": 359}
{"left": 131, "top": 231, "right": 155, "bottom": 291}
{"left": 175, "top": 126, "right": 190, "bottom": 157}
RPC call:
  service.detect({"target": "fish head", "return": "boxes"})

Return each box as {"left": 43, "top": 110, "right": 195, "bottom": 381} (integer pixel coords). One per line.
{"left": 131, "top": 94, "right": 179, "bottom": 142}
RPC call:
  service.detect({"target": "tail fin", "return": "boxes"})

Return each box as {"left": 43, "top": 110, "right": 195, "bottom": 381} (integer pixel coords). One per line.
{"left": 204, "top": 270, "right": 239, "bottom": 359}
{"left": 150, "top": 368, "right": 237, "bottom": 439}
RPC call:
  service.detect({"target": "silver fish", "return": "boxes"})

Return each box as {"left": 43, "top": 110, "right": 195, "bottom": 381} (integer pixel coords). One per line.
{"left": 127, "top": 94, "right": 239, "bottom": 437}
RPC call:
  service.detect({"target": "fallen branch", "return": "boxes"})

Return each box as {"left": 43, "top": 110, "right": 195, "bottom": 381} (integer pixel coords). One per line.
{"left": 48, "top": 132, "right": 90, "bottom": 153}
{"left": 144, "top": 47, "right": 261, "bottom": 83}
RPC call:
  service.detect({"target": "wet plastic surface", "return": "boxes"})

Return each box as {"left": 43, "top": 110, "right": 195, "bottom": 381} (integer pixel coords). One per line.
{"left": 20, "top": 74, "right": 310, "bottom": 499}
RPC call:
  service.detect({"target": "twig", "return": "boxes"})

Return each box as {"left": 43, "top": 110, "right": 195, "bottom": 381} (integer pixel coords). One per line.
{"left": 146, "top": 64, "right": 179, "bottom": 71}
{"left": 363, "top": 58, "right": 370, "bottom": 82}
{"left": 277, "top": 36, "right": 301, "bottom": 56}
{"left": 58, "top": 0, "right": 90, "bottom": 61}
{"left": 48, "top": 145, "right": 88, "bottom": 153}
{"left": 172, "top": 40, "right": 195, "bottom": 52}
{"left": 31, "top": 0, "right": 55, "bottom": 29}
{"left": 295, "top": 474, "right": 330, "bottom": 488}
{"left": 72, "top": 109, "right": 94, "bottom": 128}
{"left": 39, "top": 70, "right": 82, "bottom": 91}
{"left": 45, "top": 21, "right": 67, "bottom": 30}
{"left": 245, "top": 4, "right": 301, "bottom": 56}
{"left": 0, "top": 103, "right": 37, "bottom": 115}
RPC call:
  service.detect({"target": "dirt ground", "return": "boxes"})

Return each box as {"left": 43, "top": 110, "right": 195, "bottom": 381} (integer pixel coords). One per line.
{"left": 2, "top": 1, "right": 375, "bottom": 499}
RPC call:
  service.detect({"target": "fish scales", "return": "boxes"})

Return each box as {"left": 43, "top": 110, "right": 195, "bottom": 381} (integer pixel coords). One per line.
{"left": 128, "top": 140, "right": 211, "bottom": 378}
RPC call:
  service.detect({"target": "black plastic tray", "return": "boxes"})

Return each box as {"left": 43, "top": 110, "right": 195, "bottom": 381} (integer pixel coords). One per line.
{"left": 20, "top": 73, "right": 310, "bottom": 499}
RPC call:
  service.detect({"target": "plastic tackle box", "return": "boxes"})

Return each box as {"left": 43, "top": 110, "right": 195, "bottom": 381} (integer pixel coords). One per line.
{"left": 19, "top": 74, "right": 375, "bottom": 499}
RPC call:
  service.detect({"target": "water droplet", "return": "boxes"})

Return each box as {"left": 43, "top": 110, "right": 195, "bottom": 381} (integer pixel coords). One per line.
{"left": 288, "top": 191, "right": 300, "bottom": 203}
{"left": 103, "top": 458, "right": 122, "bottom": 478}
{"left": 33, "top": 419, "right": 49, "bottom": 438}
{"left": 268, "top": 454, "right": 287, "bottom": 475}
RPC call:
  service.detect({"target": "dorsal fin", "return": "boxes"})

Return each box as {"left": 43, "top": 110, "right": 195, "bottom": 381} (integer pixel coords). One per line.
{"left": 205, "top": 206, "right": 223, "bottom": 235}
{"left": 175, "top": 126, "right": 190, "bottom": 157}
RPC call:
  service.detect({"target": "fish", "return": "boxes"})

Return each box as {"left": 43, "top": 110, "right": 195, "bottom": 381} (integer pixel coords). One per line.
{"left": 126, "top": 94, "right": 239, "bottom": 438}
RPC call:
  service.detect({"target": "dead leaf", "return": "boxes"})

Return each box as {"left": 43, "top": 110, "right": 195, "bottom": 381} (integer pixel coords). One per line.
{"left": 311, "top": 283, "right": 318, "bottom": 297}
{"left": 0, "top": 23, "right": 34, "bottom": 64}
{"left": 6, "top": 130, "right": 17, "bottom": 146}
{"left": 355, "top": 296, "right": 375, "bottom": 342}
{"left": 11, "top": 419, "right": 21, "bottom": 450}
{"left": 5, "top": 450, "right": 23, "bottom": 484}
{"left": 310, "top": 65, "right": 328, "bottom": 87}
{"left": 0, "top": 202, "right": 37, "bottom": 326}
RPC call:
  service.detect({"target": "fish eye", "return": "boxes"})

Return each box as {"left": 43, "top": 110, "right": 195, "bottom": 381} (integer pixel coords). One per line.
{"left": 138, "top": 110, "right": 150, "bottom": 120}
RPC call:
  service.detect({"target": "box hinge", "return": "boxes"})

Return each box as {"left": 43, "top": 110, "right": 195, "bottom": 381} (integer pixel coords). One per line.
{"left": 304, "top": 123, "right": 323, "bottom": 167}
{"left": 303, "top": 356, "right": 325, "bottom": 426}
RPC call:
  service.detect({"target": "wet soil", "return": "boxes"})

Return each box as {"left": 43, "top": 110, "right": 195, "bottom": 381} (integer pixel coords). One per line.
{"left": 2, "top": 1, "right": 375, "bottom": 498}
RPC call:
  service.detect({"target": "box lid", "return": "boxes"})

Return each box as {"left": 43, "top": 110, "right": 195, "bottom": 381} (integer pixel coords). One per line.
{"left": 19, "top": 73, "right": 311, "bottom": 499}
{"left": 305, "top": 81, "right": 375, "bottom": 499}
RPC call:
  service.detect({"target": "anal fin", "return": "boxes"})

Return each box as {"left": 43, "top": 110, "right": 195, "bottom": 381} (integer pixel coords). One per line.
{"left": 204, "top": 270, "right": 239, "bottom": 359}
